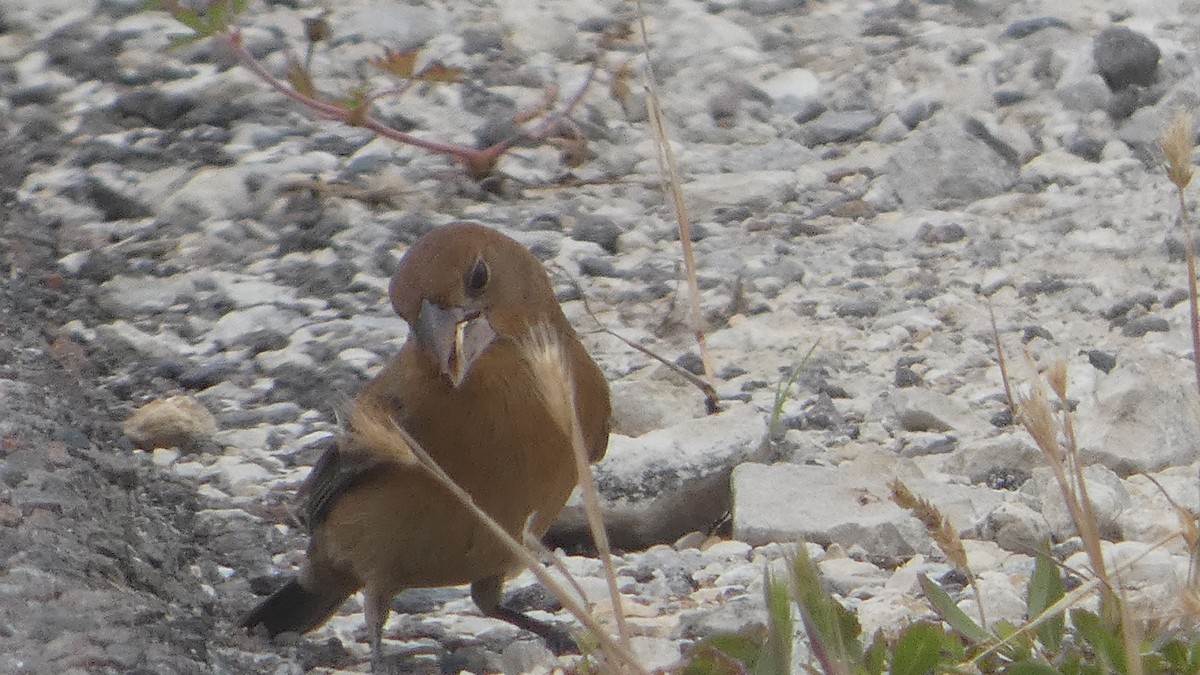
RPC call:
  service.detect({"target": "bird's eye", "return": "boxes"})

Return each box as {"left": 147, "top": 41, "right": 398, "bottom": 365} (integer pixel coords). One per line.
{"left": 465, "top": 257, "right": 489, "bottom": 296}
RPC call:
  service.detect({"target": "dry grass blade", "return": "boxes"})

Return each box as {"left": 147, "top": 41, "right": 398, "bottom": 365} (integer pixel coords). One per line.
{"left": 890, "top": 479, "right": 982, "bottom": 626}
{"left": 517, "top": 323, "right": 633, "bottom": 650}
{"left": 385, "top": 418, "right": 647, "bottom": 674}
{"left": 988, "top": 302, "right": 1016, "bottom": 416}
{"left": 560, "top": 268, "right": 722, "bottom": 413}
{"left": 632, "top": 0, "right": 718, "bottom": 398}
{"left": 1160, "top": 109, "right": 1200, "bottom": 398}
{"left": 1015, "top": 379, "right": 1061, "bottom": 465}
{"left": 1163, "top": 108, "right": 1194, "bottom": 192}
{"left": 1141, "top": 471, "right": 1200, "bottom": 622}
{"left": 1016, "top": 369, "right": 1117, "bottom": 620}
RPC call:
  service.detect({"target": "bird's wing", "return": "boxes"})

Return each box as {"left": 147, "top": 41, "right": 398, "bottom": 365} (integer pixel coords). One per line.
{"left": 298, "top": 440, "right": 390, "bottom": 527}
{"left": 299, "top": 390, "right": 419, "bottom": 528}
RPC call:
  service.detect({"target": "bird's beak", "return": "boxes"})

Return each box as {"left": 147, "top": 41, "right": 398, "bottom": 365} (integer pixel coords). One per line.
{"left": 416, "top": 299, "right": 498, "bottom": 388}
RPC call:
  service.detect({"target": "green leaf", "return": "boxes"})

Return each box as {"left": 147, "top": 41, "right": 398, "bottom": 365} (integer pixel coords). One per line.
{"left": 208, "top": 0, "right": 228, "bottom": 30}
{"left": 171, "top": 8, "right": 211, "bottom": 34}
{"left": 1003, "top": 661, "right": 1064, "bottom": 675}
{"left": 1027, "top": 547, "right": 1065, "bottom": 650}
{"left": 166, "top": 33, "right": 205, "bottom": 49}
{"left": 755, "top": 570, "right": 793, "bottom": 675}
{"left": 682, "top": 643, "right": 755, "bottom": 675}
{"left": 691, "top": 629, "right": 768, "bottom": 670}
{"left": 1160, "top": 637, "right": 1200, "bottom": 675}
{"left": 791, "top": 545, "right": 856, "bottom": 675}
{"left": 1070, "top": 609, "right": 1125, "bottom": 673}
{"left": 890, "top": 623, "right": 942, "bottom": 675}
{"left": 917, "top": 574, "right": 992, "bottom": 644}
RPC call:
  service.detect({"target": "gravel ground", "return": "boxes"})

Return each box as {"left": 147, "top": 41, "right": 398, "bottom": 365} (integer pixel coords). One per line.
{"left": 4, "top": 0, "right": 1200, "bottom": 673}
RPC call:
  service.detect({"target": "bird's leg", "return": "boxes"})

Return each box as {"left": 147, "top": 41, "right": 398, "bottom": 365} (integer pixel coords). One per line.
{"left": 470, "top": 575, "right": 578, "bottom": 654}
{"left": 364, "top": 590, "right": 392, "bottom": 673}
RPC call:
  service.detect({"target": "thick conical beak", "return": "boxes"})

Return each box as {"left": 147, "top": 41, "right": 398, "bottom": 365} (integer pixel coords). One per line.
{"left": 415, "top": 299, "right": 498, "bottom": 388}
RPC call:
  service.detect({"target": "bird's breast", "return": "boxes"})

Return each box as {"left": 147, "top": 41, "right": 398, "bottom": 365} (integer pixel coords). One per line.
{"left": 400, "top": 346, "right": 580, "bottom": 536}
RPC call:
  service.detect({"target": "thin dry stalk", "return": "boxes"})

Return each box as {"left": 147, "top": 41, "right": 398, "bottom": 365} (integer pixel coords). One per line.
{"left": 988, "top": 302, "right": 1016, "bottom": 416}
{"left": 889, "top": 479, "right": 985, "bottom": 627}
{"left": 561, "top": 269, "right": 722, "bottom": 413}
{"left": 387, "top": 420, "right": 647, "bottom": 674}
{"left": 1161, "top": 108, "right": 1200, "bottom": 397}
{"left": 1118, "top": 580, "right": 1145, "bottom": 675}
{"left": 1016, "top": 370, "right": 1117, "bottom": 618}
{"left": 517, "top": 324, "right": 633, "bottom": 650}
{"left": 969, "top": 529, "right": 1182, "bottom": 668}
{"left": 632, "top": 0, "right": 717, "bottom": 394}
{"left": 1142, "top": 471, "right": 1200, "bottom": 623}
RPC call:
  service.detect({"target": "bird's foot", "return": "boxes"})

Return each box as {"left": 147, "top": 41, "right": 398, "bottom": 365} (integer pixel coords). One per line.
{"left": 488, "top": 604, "right": 579, "bottom": 655}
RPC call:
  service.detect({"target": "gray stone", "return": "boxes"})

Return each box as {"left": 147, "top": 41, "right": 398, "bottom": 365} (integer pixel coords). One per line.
{"left": 1056, "top": 74, "right": 1113, "bottom": 112}
{"left": 1093, "top": 26, "right": 1160, "bottom": 90}
{"left": 551, "top": 404, "right": 769, "bottom": 550}
{"left": 891, "top": 388, "right": 983, "bottom": 434}
{"left": 971, "top": 501, "right": 1051, "bottom": 552}
{"left": 685, "top": 171, "right": 798, "bottom": 214}
{"left": 210, "top": 306, "right": 301, "bottom": 352}
{"left": 609, "top": 378, "right": 708, "bottom": 438}
{"left": 943, "top": 434, "right": 1044, "bottom": 485}
{"left": 886, "top": 113, "right": 1019, "bottom": 207}
{"left": 797, "top": 109, "right": 881, "bottom": 146}
{"left": 99, "top": 274, "right": 197, "bottom": 315}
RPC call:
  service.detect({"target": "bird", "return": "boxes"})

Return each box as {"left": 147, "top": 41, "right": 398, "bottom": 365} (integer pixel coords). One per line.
{"left": 240, "top": 222, "right": 611, "bottom": 668}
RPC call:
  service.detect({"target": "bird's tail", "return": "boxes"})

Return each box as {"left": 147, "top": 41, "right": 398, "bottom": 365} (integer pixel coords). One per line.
{"left": 241, "top": 577, "right": 353, "bottom": 637}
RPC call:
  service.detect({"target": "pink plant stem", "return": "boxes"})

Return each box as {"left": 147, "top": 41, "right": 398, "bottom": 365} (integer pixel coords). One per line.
{"left": 221, "top": 30, "right": 491, "bottom": 162}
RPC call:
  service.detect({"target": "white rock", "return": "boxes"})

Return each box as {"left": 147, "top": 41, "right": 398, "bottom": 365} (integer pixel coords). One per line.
{"left": 151, "top": 447, "right": 180, "bottom": 467}
{"left": 972, "top": 500, "right": 1051, "bottom": 553}
{"left": 817, "top": 557, "right": 889, "bottom": 595}
{"left": 210, "top": 305, "right": 301, "bottom": 349}
{"left": 759, "top": 68, "right": 822, "bottom": 109}
{"left": 99, "top": 273, "right": 197, "bottom": 314}
{"left": 95, "top": 320, "right": 195, "bottom": 359}
{"left": 942, "top": 434, "right": 1043, "bottom": 485}
{"left": 733, "top": 456, "right": 1005, "bottom": 556}
{"left": 609, "top": 377, "right": 708, "bottom": 438}
{"left": 209, "top": 271, "right": 299, "bottom": 308}
{"left": 956, "top": 570, "right": 1027, "bottom": 630}
{"left": 890, "top": 387, "right": 985, "bottom": 434}
{"left": 158, "top": 167, "right": 252, "bottom": 226}
{"left": 684, "top": 170, "right": 798, "bottom": 214}
{"left": 1024, "top": 464, "right": 1128, "bottom": 542}
{"left": 1075, "top": 352, "right": 1200, "bottom": 475}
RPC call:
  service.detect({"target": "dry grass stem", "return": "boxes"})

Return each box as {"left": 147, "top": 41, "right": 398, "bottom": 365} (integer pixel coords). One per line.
{"left": 1142, "top": 472, "right": 1200, "bottom": 623}
{"left": 633, "top": 0, "right": 717, "bottom": 397}
{"left": 969, "top": 529, "right": 1181, "bottom": 668}
{"left": 988, "top": 302, "right": 1016, "bottom": 416}
{"left": 1163, "top": 108, "right": 1194, "bottom": 191}
{"left": 517, "top": 323, "right": 633, "bottom": 649}
{"left": 1160, "top": 109, "right": 1200, "bottom": 397}
{"left": 1017, "top": 370, "right": 1117, "bottom": 618}
{"left": 559, "top": 265, "right": 722, "bottom": 413}
{"left": 890, "top": 479, "right": 983, "bottom": 626}
{"left": 384, "top": 417, "right": 647, "bottom": 674}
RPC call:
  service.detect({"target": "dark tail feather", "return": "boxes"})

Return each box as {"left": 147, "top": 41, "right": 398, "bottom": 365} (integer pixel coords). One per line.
{"left": 241, "top": 578, "right": 352, "bottom": 637}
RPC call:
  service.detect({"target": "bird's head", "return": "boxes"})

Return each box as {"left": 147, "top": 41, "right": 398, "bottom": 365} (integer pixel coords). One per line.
{"left": 389, "top": 222, "right": 562, "bottom": 388}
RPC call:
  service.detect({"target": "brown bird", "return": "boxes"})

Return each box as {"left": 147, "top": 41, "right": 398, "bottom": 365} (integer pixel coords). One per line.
{"left": 240, "top": 222, "right": 610, "bottom": 666}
